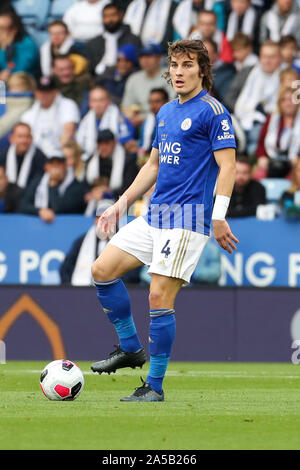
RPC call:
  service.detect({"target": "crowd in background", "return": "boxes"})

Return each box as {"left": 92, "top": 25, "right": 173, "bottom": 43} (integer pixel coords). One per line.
{"left": 0, "top": 0, "right": 300, "bottom": 285}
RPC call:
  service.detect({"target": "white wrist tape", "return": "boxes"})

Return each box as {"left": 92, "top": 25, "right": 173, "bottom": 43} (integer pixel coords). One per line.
{"left": 212, "top": 195, "right": 230, "bottom": 220}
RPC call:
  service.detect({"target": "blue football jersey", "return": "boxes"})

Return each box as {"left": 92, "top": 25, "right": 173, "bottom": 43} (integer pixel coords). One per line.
{"left": 145, "top": 89, "right": 236, "bottom": 236}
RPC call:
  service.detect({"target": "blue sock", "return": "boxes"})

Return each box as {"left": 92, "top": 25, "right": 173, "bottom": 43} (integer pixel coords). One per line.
{"left": 147, "top": 309, "right": 176, "bottom": 394}
{"left": 94, "top": 278, "right": 142, "bottom": 353}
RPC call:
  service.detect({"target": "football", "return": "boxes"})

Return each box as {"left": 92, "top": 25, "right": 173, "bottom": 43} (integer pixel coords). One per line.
{"left": 40, "top": 360, "right": 84, "bottom": 401}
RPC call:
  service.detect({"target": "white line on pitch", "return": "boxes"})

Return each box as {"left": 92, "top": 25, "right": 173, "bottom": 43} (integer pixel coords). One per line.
{"left": 1, "top": 369, "right": 300, "bottom": 379}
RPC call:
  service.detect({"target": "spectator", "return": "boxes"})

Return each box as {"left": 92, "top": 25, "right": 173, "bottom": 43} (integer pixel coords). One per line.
{"left": 121, "top": 44, "right": 175, "bottom": 125}
{"left": 0, "top": 163, "right": 23, "bottom": 213}
{"left": 226, "top": 0, "right": 258, "bottom": 50}
{"left": 225, "top": 41, "right": 281, "bottom": 115}
{"left": 139, "top": 88, "right": 169, "bottom": 161}
{"left": 279, "top": 35, "right": 299, "bottom": 69}
{"left": 254, "top": 87, "right": 300, "bottom": 179}
{"left": 96, "top": 44, "right": 139, "bottom": 106}
{"left": 21, "top": 76, "right": 80, "bottom": 157}
{"left": 60, "top": 198, "right": 114, "bottom": 285}
{"left": 230, "top": 33, "right": 258, "bottom": 72}
{"left": 63, "top": 0, "right": 111, "bottom": 45}
{"left": 85, "top": 129, "right": 138, "bottom": 198}
{"left": 123, "top": 0, "right": 177, "bottom": 52}
{"left": 62, "top": 140, "right": 86, "bottom": 183}
{"left": 190, "top": 10, "right": 233, "bottom": 63}
{"left": 114, "top": 0, "right": 132, "bottom": 11}
{"left": 40, "top": 20, "right": 79, "bottom": 77}
{"left": 0, "top": 72, "right": 35, "bottom": 143}
{"left": 76, "top": 86, "right": 135, "bottom": 160}
{"left": 84, "top": 175, "right": 113, "bottom": 216}
{"left": 279, "top": 67, "right": 299, "bottom": 88}
{"left": 203, "top": 38, "right": 236, "bottom": 100}
{"left": 233, "top": 40, "right": 282, "bottom": 154}
{"left": 19, "top": 155, "right": 87, "bottom": 221}
{"left": 85, "top": 3, "right": 141, "bottom": 78}
{"left": 0, "top": 6, "right": 39, "bottom": 81}
{"left": 0, "top": 122, "right": 46, "bottom": 188}
{"left": 280, "top": 156, "right": 300, "bottom": 217}
{"left": 260, "top": 0, "right": 300, "bottom": 46}
{"left": 227, "top": 156, "right": 266, "bottom": 217}
{"left": 173, "top": 0, "right": 226, "bottom": 39}
{"left": 52, "top": 54, "right": 90, "bottom": 110}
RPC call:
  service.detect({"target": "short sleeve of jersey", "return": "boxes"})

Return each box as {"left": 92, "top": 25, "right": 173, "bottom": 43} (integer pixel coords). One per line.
{"left": 152, "top": 116, "right": 159, "bottom": 149}
{"left": 206, "top": 109, "right": 236, "bottom": 152}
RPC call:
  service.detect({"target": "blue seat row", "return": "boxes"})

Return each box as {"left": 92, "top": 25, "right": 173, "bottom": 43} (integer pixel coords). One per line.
{"left": 11, "top": 0, "right": 78, "bottom": 46}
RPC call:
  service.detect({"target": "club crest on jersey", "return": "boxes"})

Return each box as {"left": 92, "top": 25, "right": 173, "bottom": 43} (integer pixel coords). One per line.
{"left": 221, "top": 119, "right": 230, "bottom": 131}
{"left": 158, "top": 120, "right": 165, "bottom": 127}
{"left": 181, "top": 118, "right": 192, "bottom": 131}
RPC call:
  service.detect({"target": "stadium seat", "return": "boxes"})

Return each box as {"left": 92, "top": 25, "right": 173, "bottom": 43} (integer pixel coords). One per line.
{"left": 12, "top": 0, "right": 50, "bottom": 29}
{"left": 260, "top": 178, "right": 291, "bottom": 202}
{"left": 48, "top": 0, "right": 78, "bottom": 23}
{"left": 12, "top": 0, "right": 51, "bottom": 46}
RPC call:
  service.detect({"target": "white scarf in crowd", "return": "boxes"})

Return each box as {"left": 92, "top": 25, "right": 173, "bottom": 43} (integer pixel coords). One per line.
{"left": 190, "top": 28, "right": 223, "bottom": 52}
{"left": 124, "top": 0, "right": 172, "bottom": 45}
{"left": 5, "top": 143, "right": 36, "bottom": 188}
{"left": 141, "top": 112, "right": 156, "bottom": 151}
{"left": 173, "top": 0, "right": 215, "bottom": 39}
{"left": 265, "top": 8, "right": 298, "bottom": 42}
{"left": 24, "top": 94, "right": 64, "bottom": 157}
{"left": 76, "top": 104, "right": 120, "bottom": 160}
{"left": 226, "top": 7, "right": 257, "bottom": 41}
{"left": 95, "top": 30, "right": 123, "bottom": 75}
{"left": 234, "top": 52, "right": 258, "bottom": 72}
{"left": 85, "top": 143, "right": 125, "bottom": 189}
{"left": 234, "top": 64, "right": 280, "bottom": 131}
{"left": 40, "top": 36, "right": 75, "bottom": 77}
{"left": 264, "top": 109, "right": 300, "bottom": 161}
{"left": 34, "top": 167, "right": 75, "bottom": 209}
{"left": 71, "top": 225, "right": 108, "bottom": 286}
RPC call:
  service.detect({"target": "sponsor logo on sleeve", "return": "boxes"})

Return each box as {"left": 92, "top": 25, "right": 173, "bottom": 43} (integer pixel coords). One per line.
{"left": 221, "top": 119, "right": 230, "bottom": 131}
{"left": 217, "top": 120, "right": 234, "bottom": 140}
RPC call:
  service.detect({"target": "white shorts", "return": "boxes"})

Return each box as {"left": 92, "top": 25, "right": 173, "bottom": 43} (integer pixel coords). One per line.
{"left": 108, "top": 216, "right": 209, "bottom": 284}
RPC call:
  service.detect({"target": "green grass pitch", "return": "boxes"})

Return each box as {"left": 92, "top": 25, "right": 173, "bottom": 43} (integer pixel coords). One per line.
{"left": 1, "top": 361, "right": 300, "bottom": 450}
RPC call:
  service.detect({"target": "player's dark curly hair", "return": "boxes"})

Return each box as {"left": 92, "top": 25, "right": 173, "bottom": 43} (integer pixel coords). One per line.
{"left": 164, "top": 39, "right": 213, "bottom": 92}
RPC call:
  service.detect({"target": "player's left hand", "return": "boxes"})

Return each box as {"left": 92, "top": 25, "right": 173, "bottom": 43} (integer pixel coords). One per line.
{"left": 212, "top": 219, "right": 239, "bottom": 254}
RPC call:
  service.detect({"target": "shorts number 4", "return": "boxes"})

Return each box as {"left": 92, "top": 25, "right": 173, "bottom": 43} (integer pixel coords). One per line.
{"left": 161, "top": 239, "right": 171, "bottom": 258}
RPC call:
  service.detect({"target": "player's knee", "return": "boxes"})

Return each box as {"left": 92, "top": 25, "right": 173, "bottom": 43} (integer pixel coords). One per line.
{"left": 91, "top": 259, "right": 111, "bottom": 282}
{"left": 148, "top": 289, "right": 166, "bottom": 309}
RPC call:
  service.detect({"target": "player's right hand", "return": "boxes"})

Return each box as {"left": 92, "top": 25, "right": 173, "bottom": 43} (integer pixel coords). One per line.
{"left": 96, "top": 204, "right": 119, "bottom": 240}
{"left": 212, "top": 219, "right": 239, "bottom": 254}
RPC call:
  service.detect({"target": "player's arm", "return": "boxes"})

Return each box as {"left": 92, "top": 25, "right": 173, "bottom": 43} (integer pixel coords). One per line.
{"left": 97, "top": 147, "right": 159, "bottom": 238}
{"left": 212, "top": 148, "right": 239, "bottom": 254}
{"left": 118, "top": 146, "right": 159, "bottom": 209}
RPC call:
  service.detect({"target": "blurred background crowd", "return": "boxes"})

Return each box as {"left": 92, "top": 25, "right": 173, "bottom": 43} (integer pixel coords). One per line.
{"left": 0, "top": 0, "right": 300, "bottom": 286}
